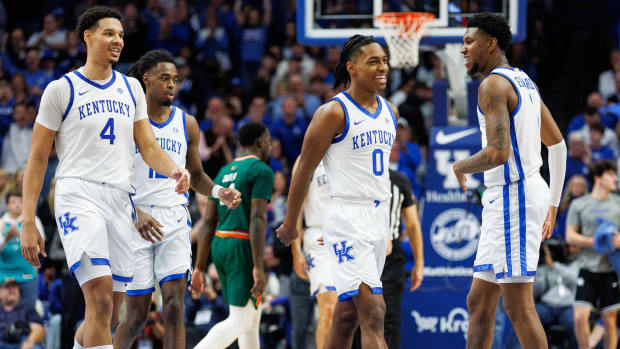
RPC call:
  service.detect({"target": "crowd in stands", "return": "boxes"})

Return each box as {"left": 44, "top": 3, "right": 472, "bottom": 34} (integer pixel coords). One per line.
{"left": 0, "top": 0, "right": 618, "bottom": 348}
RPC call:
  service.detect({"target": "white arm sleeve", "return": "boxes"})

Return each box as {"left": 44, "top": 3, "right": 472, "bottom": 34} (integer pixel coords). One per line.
{"left": 129, "top": 77, "right": 148, "bottom": 122}
{"left": 35, "top": 78, "right": 69, "bottom": 131}
{"left": 547, "top": 140, "right": 567, "bottom": 207}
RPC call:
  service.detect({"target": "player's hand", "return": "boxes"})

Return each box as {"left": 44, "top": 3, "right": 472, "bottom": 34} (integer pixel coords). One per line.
{"left": 20, "top": 340, "right": 34, "bottom": 349}
{"left": 410, "top": 265, "right": 424, "bottom": 291}
{"left": 541, "top": 206, "right": 558, "bottom": 241}
{"left": 250, "top": 266, "right": 265, "bottom": 299}
{"left": 218, "top": 187, "right": 241, "bottom": 209}
{"left": 20, "top": 220, "right": 46, "bottom": 268}
{"left": 173, "top": 169, "right": 190, "bottom": 194}
{"left": 190, "top": 268, "right": 205, "bottom": 293}
{"left": 275, "top": 222, "right": 298, "bottom": 246}
{"left": 453, "top": 162, "right": 467, "bottom": 193}
{"left": 386, "top": 239, "right": 393, "bottom": 256}
{"left": 293, "top": 253, "right": 309, "bottom": 279}
{"left": 135, "top": 210, "right": 164, "bottom": 243}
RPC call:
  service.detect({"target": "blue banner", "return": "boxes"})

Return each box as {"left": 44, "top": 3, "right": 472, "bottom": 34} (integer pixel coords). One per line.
{"left": 402, "top": 126, "right": 484, "bottom": 347}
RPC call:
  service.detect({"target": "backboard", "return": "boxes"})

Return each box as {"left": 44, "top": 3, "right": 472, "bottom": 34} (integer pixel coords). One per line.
{"left": 297, "top": 0, "right": 526, "bottom": 46}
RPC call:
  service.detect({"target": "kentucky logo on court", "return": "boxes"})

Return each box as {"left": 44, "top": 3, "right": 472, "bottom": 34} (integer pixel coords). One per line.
{"left": 333, "top": 241, "right": 354, "bottom": 264}
{"left": 58, "top": 212, "right": 79, "bottom": 236}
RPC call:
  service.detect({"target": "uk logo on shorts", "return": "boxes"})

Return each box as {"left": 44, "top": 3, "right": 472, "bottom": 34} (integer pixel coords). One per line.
{"left": 333, "top": 241, "right": 355, "bottom": 264}
{"left": 307, "top": 254, "right": 316, "bottom": 269}
{"left": 58, "top": 212, "right": 79, "bottom": 236}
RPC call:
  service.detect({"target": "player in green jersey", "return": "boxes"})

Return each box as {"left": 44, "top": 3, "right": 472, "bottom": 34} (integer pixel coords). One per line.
{"left": 191, "top": 121, "right": 274, "bottom": 349}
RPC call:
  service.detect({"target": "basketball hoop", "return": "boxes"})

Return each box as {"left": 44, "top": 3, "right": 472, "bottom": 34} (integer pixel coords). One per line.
{"left": 375, "top": 12, "right": 436, "bottom": 68}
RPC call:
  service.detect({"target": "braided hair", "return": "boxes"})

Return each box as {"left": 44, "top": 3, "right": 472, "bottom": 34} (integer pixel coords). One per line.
{"left": 127, "top": 49, "right": 175, "bottom": 91}
{"left": 332, "top": 35, "right": 379, "bottom": 90}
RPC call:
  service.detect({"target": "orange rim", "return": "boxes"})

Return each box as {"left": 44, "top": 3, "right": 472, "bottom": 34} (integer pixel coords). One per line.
{"left": 376, "top": 12, "right": 435, "bottom": 35}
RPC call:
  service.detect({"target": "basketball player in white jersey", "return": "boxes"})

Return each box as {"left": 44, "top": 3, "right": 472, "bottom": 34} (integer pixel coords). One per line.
{"left": 277, "top": 35, "right": 396, "bottom": 349}
{"left": 290, "top": 158, "right": 337, "bottom": 349}
{"left": 453, "top": 13, "right": 566, "bottom": 349}
{"left": 112, "top": 50, "right": 241, "bottom": 349}
{"left": 20, "top": 7, "right": 191, "bottom": 349}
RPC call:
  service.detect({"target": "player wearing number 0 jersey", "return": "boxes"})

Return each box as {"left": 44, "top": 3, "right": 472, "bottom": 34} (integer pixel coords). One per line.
{"left": 112, "top": 50, "right": 240, "bottom": 349}
{"left": 277, "top": 35, "right": 396, "bottom": 349}
{"left": 20, "top": 8, "right": 192, "bottom": 349}
{"left": 453, "top": 13, "right": 566, "bottom": 349}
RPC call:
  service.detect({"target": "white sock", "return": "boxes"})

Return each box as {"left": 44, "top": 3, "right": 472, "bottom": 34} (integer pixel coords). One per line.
{"left": 194, "top": 300, "right": 259, "bottom": 349}
{"left": 73, "top": 338, "right": 84, "bottom": 349}
{"left": 86, "top": 346, "right": 113, "bottom": 349}
{"left": 238, "top": 305, "right": 261, "bottom": 349}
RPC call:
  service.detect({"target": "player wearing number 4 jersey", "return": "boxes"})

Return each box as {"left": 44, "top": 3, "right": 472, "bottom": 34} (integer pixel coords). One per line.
{"left": 453, "top": 13, "right": 566, "bottom": 349}
{"left": 20, "top": 7, "right": 192, "bottom": 349}
{"left": 277, "top": 34, "right": 396, "bottom": 349}
{"left": 111, "top": 50, "right": 240, "bottom": 349}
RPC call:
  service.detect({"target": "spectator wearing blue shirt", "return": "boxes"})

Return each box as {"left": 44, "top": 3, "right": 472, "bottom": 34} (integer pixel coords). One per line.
{"left": 589, "top": 123, "right": 616, "bottom": 161}
{"left": 269, "top": 138, "right": 285, "bottom": 174}
{"left": 235, "top": 0, "right": 272, "bottom": 88}
{"left": 271, "top": 73, "right": 321, "bottom": 123}
{"left": 565, "top": 133, "right": 591, "bottom": 187}
{"left": 270, "top": 96, "right": 308, "bottom": 167}
{"left": 195, "top": 14, "right": 231, "bottom": 72}
{"left": 396, "top": 119, "right": 422, "bottom": 197}
{"left": 235, "top": 96, "right": 270, "bottom": 132}
{"left": 0, "top": 279, "right": 45, "bottom": 349}
{"left": 0, "top": 80, "right": 14, "bottom": 135}
{"left": 554, "top": 175, "right": 588, "bottom": 239}
{"left": 21, "top": 50, "right": 51, "bottom": 96}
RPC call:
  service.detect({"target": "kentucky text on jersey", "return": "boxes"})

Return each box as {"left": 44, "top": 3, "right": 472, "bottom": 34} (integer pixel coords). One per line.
{"left": 78, "top": 99, "right": 132, "bottom": 120}
{"left": 513, "top": 76, "right": 537, "bottom": 91}
{"left": 135, "top": 137, "right": 184, "bottom": 155}
{"left": 351, "top": 129, "right": 395, "bottom": 150}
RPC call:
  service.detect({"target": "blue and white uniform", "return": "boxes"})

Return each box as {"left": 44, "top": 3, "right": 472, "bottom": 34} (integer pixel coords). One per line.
{"left": 322, "top": 91, "right": 396, "bottom": 301}
{"left": 36, "top": 67, "right": 148, "bottom": 289}
{"left": 473, "top": 67, "right": 551, "bottom": 284}
{"left": 127, "top": 106, "right": 193, "bottom": 295}
{"left": 302, "top": 161, "right": 335, "bottom": 297}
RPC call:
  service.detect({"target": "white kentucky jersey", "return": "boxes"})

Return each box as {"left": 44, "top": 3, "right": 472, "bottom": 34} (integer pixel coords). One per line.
{"left": 132, "top": 106, "right": 189, "bottom": 207}
{"left": 303, "top": 161, "right": 329, "bottom": 227}
{"left": 477, "top": 67, "right": 543, "bottom": 187}
{"left": 323, "top": 91, "right": 397, "bottom": 202}
{"left": 36, "top": 68, "right": 147, "bottom": 193}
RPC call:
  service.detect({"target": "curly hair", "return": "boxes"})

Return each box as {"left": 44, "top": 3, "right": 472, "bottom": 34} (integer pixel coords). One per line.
{"left": 467, "top": 12, "right": 512, "bottom": 51}
{"left": 127, "top": 49, "right": 175, "bottom": 90}
{"left": 332, "top": 35, "right": 379, "bottom": 90}
{"left": 239, "top": 121, "right": 268, "bottom": 147}
{"left": 75, "top": 6, "right": 122, "bottom": 44}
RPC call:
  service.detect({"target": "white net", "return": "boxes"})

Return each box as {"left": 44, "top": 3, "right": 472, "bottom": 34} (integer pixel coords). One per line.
{"left": 376, "top": 12, "right": 435, "bottom": 69}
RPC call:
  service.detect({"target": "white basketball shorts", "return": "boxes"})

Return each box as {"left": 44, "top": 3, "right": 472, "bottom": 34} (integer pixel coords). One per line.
{"left": 323, "top": 198, "right": 389, "bottom": 301}
{"left": 126, "top": 205, "right": 193, "bottom": 295}
{"left": 55, "top": 178, "right": 136, "bottom": 289}
{"left": 473, "top": 172, "right": 550, "bottom": 284}
{"left": 303, "top": 226, "right": 336, "bottom": 297}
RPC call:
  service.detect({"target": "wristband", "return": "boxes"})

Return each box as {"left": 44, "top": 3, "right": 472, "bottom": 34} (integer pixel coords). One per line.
{"left": 212, "top": 184, "right": 223, "bottom": 199}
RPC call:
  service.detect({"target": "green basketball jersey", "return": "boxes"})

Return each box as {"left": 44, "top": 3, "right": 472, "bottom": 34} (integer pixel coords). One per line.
{"left": 211, "top": 156, "right": 274, "bottom": 231}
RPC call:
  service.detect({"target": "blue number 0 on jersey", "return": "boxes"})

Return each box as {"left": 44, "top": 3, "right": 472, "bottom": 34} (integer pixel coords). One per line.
{"left": 372, "top": 149, "right": 384, "bottom": 176}
{"left": 100, "top": 118, "right": 116, "bottom": 145}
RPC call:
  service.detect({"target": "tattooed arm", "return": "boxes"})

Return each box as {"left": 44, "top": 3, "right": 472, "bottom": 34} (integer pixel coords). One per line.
{"left": 452, "top": 75, "right": 512, "bottom": 192}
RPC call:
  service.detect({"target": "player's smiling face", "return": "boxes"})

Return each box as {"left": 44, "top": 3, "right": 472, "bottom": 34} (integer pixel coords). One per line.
{"left": 145, "top": 62, "right": 178, "bottom": 106}
{"left": 349, "top": 43, "right": 389, "bottom": 92}
{"left": 461, "top": 28, "right": 487, "bottom": 76}
{"left": 86, "top": 17, "right": 124, "bottom": 64}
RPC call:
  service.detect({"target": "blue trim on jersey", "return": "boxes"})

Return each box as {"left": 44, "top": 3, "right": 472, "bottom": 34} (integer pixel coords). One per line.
{"left": 371, "top": 287, "right": 383, "bottom": 294}
{"left": 326, "top": 286, "right": 337, "bottom": 291}
{"left": 150, "top": 106, "right": 175, "bottom": 128}
{"left": 330, "top": 97, "right": 349, "bottom": 144}
{"left": 126, "top": 287, "right": 155, "bottom": 296}
{"left": 496, "top": 272, "right": 505, "bottom": 279}
{"left": 517, "top": 180, "right": 527, "bottom": 275}
{"left": 62, "top": 75, "right": 74, "bottom": 120}
{"left": 73, "top": 70, "right": 116, "bottom": 89}
{"left": 338, "top": 289, "right": 359, "bottom": 302}
{"left": 522, "top": 271, "right": 536, "bottom": 276}
{"left": 382, "top": 96, "right": 398, "bottom": 133}
{"left": 490, "top": 71, "right": 522, "bottom": 118}
{"left": 91, "top": 258, "right": 111, "bottom": 266}
{"left": 477, "top": 104, "right": 484, "bottom": 116}
{"left": 509, "top": 114, "right": 525, "bottom": 181}
{"left": 112, "top": 274, "right": 133, "bottom": 282}
{"left": 342, "top": 91, "right": 382, "bottom": 119}
{"left": 503, "top": 162, "right": 510, "bottom": 185}
{"left": 69, "top": 261, "right": 81, "bottom": 275}
{"left": 502, "top": 185, "right": 512, "bottom": 277}
{"left": 159, "top": 273, "right": 186, "bottom": 287}
{"left": 473, "top": 264, "right": 493, "bottom": 272}
{"left": 120, "top": 73, "right": 136, "bottom": 108}
{"left": 182, "top": 109, "right": 188, "bottom": 145}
